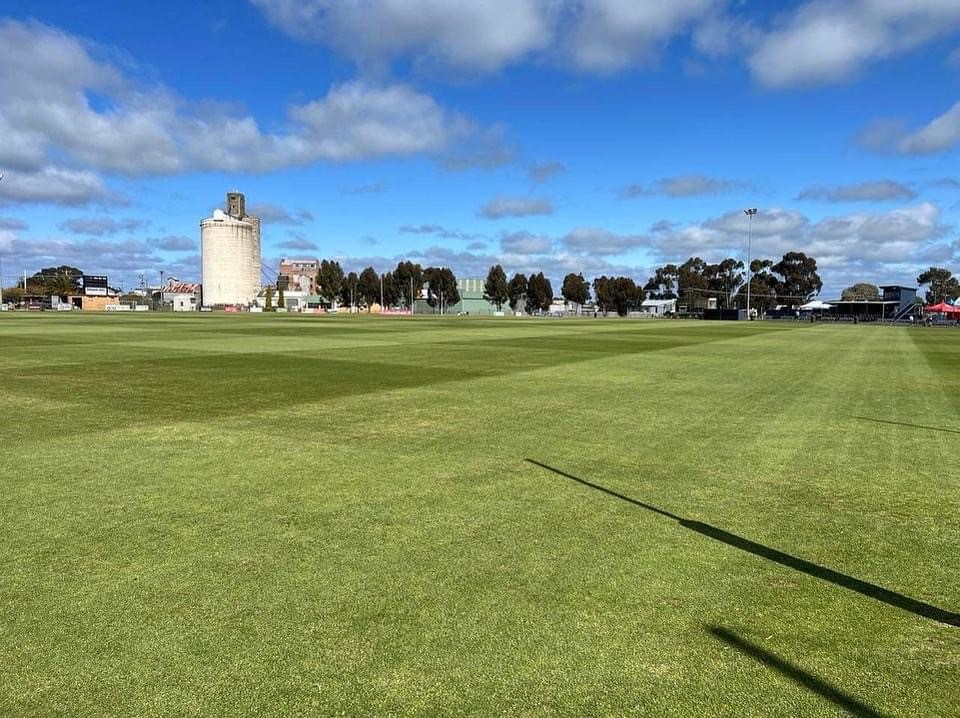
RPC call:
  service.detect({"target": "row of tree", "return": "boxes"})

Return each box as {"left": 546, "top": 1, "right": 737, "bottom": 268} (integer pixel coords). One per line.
{"left": 312, "top": 260, "right": 462, "bottom": 312}
{"left": 480, "top": 265, "right": 556, "bottom": 313}
{"left": 643, "top": 252, "right": 824, "bottom": 310}
{"left": 312, "top": 254, "right": 828, "bottom": 316}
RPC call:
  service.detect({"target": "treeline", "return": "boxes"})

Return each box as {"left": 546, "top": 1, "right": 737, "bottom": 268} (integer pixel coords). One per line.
{"left": 304, "top": 251, "right": 960, "bottom": 315}
{"left": 308, "top": 259, "right": 648, "bottom": 316}
{"left": 307, "top": 260, "right": 460, "bottom": 311}
{"left": 644, "top": 252, "right": 823, "bottom": 308}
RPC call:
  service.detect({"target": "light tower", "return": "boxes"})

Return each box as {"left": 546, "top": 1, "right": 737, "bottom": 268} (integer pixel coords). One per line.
{"left": 744, "top": 208, "right": 758, "bottom": 318}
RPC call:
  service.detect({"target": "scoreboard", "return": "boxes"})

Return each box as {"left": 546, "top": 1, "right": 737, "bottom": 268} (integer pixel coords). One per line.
{"left": 82, "top": 275, "right": 109, "bottom": 296}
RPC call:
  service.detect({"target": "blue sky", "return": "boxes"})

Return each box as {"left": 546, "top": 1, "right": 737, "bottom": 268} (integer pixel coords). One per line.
{"left": 1, "top": 0, "right": 959, "bottom": 296}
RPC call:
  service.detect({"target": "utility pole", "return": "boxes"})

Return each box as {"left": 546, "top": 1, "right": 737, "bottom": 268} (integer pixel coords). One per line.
{"left": 743, "top": 208, "right": 758, "bottom": 318}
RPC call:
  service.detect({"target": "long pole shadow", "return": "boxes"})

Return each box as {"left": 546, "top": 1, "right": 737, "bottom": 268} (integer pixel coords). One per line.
{"left": 525, "top": 459, "right": 960, "bottom": 628}
{"left": 708, "top": 626, "right": 887, "bottom": 718}
{"left": 851, "top": 416, "right": 960, "bottom": 436}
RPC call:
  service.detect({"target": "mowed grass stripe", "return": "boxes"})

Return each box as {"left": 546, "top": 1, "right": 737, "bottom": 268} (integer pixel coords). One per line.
{"left": 0, "top": 315, "right": 957, "bottom": 716}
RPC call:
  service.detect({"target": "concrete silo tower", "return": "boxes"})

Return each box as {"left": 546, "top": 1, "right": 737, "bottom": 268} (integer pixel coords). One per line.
{"left": 200, "top": 192, "right": 261, "bottom": 306}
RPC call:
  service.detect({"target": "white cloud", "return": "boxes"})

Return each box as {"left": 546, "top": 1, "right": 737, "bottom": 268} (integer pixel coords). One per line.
{"left": 247, "top": 203, "right": 314, "bottom": 225}
{"left": 480, "top": 196, "right": 554, "bottom": 219}
{"left": 398, "top": 224, "right": 484, "bottom": 241}
{"left": 857, "top": 101, "right": 960, "bottom": 155}
{"left": 528, "top": 161, "right": 566, "bottom": 182}
{"left": 897, "top": 101, "right": 960, "bottom": 154}
{"left": 796, "top": 180, "right": 917, "bottom": 202}
{"left": 561, "top": 227, "right": 651, "bottom": 255}
{"left": 0, "top": 167, "right": 110, "bottom": 206}
{"left": 0, "top": 218, "right": 29, "bottom": 231}
{"left": 250, "top": 0, "right": 554, "bottom": 72}
{"left": 703, "top": 207, "right": 808, "bottom": 237}
{"left": 279, "top": 237, "right": 319, "bottom": 251}
{"left": 499, "top": 231, "right": 552, "bottom": 254}
{"left": 0, "top": 19, "right": 506, "bottom": 203}
{"left": 749, "top": 1, "right": 960, "bottom": 88}
{"left": 149, "top": 235, "right": 196, "bottom": 252}
{"left": 651, "top": 202, "right": 949, "bottom": 292}
{"left": 59, "top": 217, "right": 149, "bottom": 236}
{"left": 401, "top": 243, "right": 644, "bottom": 284}
{"left": 623, "top": 174, "right": 746, "bottom": 198}
{"left": 251, "top": 0, "right": 731, "bottom": 76}
{"left": 3, "top": 236, "right": 166, "bottom": 281}
{"left": 568, "top": 0, "right": 718, "bottom": 71}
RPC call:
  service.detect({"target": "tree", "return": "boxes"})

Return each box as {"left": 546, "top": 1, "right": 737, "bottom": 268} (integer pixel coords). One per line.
{"left": 677, "top": 257, "right": 711, "bottom": 308}
{"left": 339, "top": 271, "right": 359, "bottom": 309}
{"left": 381, "top": 271, "right": 401, "bottom": 308}
{"left": 594, "top": 276, "right": 642, "bottom": 316}
{"left": 507, "top": 273, "right": 528, "bottom": 312}
{"left": 264, "top": 285, "right": 274, "bottom": 311}
{"left": 483, "top": 264, "right": 509, "bottom": 310}
{"left": 734, "top": 259, "right": 777, "bottom": 311}
{"left": 277, "top": 285, "right": 285, "bottom": 308}
{"left": 525, "top": 272, "right": 553, "bottom": 314}
{"left": 610, "top": 277, "right": 643, "bottom": 316}
{"left": 841, "top": 282, "right": 880, "bottom": 301}
{"left": 316, "top": 259, "right": 345, "bottom": 304}
{"left": 423, "top": 267, "right": 459, "bottom": 312}
{"left": 644, "top": 264, "right": 679, "bottom": 299}
{"left": 561, "top": 272, "right": 590, "bottom": 312}
{"left": 393, "top": 260, "right": 424, "bottom": 308}
{"left": 772, "top": 251, "right": 822, "bottom": 304}
{"left": 593, "top": 276, "right": 613, "bottom": 314}
{"left": 358, "top": 266, "right": 380, "bottom": 308}
{"left": 40, "top": 267, "right": 82, "bottom": 298}
{"left": 2, "top": 286, "right": 25, "bottom": 304}
{"left": 705, "top": 258, "right": 744, "bottom": 308}
{"left": 916, "top": 267, "right": 960, "bottom": 304}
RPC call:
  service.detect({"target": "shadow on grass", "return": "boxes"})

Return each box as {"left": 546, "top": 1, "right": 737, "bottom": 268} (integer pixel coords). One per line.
{"left": 525, "top": 460, "right": 960, "bottom": 628}
{"left": 708, "top": 626, "right": 886, "bottom": 718}
{"left": 851, "top": 416, "right": 960, "bottom": 436}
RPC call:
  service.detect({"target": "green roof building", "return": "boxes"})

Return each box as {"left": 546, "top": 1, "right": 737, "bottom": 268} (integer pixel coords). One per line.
{"left": 414, "top": 277, "right": 503, "bottom": 315}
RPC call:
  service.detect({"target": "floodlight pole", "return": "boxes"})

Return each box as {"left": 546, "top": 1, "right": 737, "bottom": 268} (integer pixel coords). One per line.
{"left": 743, "top": 208, "right": 758, "bottom": 318}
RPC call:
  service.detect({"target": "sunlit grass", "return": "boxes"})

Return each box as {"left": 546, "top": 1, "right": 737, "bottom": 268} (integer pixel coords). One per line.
{"left": 1, "top": 314, "right": 957, "bottom": 716}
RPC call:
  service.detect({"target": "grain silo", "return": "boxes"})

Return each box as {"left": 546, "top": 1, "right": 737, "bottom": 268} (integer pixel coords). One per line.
{"left": 200, "top": 192, "right": 261, "bottom": 306}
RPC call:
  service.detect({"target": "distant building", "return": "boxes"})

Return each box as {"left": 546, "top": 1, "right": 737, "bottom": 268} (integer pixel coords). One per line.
{"left": 434, "top": 277, "right": 501, "bottom": 315}
{"left": 548, "top": 297, "right": 568, "bottom": 314}
{"left": 49, "top": 274, "right": 120, "bottom": 311}
{"left": 162, "top": 280, "right": 202, "bottom": 312}
{"left": 200, "top": 192, "right": 261, "bottom": 306}
{"left": 641, "top": 298, "right": 677, "bottom": 316}
{"left": 278, "top": 258, "right": 320, "bottom": 294}
{"left": 828, "top": 285, "right": 917, "bottom": 320}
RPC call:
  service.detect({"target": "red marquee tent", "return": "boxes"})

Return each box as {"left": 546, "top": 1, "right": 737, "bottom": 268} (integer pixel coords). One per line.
{"left": 926, "top": 302, "right": 960, "bottom": 314}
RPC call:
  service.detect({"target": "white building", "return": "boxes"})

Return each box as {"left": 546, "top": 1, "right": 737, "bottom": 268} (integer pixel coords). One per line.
{"left": 640, "top": 298, "right": 677, "bottom": 316}
{"left": 162, "top": 280, "right": 201, "bottom": 312}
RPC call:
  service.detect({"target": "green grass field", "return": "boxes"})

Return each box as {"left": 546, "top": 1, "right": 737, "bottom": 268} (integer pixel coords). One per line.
{"left": 1, "top": 314, "right": 958, "bottom": 717}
